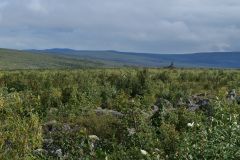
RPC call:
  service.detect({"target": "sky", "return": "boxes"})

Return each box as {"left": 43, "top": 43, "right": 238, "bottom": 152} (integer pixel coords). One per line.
{"left": 0, "top": 0, "right": 240, "bottom": 53}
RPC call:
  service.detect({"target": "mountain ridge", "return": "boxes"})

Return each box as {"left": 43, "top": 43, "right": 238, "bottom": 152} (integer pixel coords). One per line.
{"left": 28, "top": 48, "right": 240, "bottom": 68}
{"left": 0, "top": 48, "right": 239, "bottom": 69}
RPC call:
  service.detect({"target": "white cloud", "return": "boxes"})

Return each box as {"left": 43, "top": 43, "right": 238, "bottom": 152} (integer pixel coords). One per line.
{"left": 27, "top": 0, "right": 47, "bottom": 13}
{"left": 0, "top": 0, "right": 240, "bottom": 53}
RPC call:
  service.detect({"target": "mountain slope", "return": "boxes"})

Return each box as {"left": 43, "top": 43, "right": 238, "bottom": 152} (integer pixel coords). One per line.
{"left": 0, "top": 48, "right": 103, "bottom": 70}
{"left": 1, "top": 48, "right": 239, "bottom": 69}
{"left": 30, "top": 49, "right": 240, "bottom": 68}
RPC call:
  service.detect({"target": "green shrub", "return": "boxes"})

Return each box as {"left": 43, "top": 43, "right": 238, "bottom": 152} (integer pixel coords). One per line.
{"left": 0, "top": 69, "right": 239, "bottom": 159}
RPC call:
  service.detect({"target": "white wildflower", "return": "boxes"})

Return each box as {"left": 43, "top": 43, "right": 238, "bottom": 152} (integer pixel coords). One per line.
{"left": 127, "top": 128, "right": 136, "bottom": 136}
{"left": 233, "top": 122, "right": 238, "bottom": 125}
{"left": 90, "top": 143, "right": 95, "bottom": 150}
{"left": 189, "top": 154, "right": 193, "bottom": 159}
{"left": 140, "top": 149, "right": 148, "bottom": 155}
{"left": 187, "top": 122, "right": 194, "bottom": 127}
{"left": 89, "top": 135, "right": 100, "bottom": 141}
{"left": 211, "top": 117, "right": 214, "bottom": 122}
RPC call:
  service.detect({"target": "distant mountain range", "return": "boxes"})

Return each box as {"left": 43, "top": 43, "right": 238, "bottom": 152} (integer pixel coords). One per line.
{"left": 29, "top": 48, "right": 240, "bottom": 68}
{"left": 0, "top": 48, "right": 239, "bottom": 69}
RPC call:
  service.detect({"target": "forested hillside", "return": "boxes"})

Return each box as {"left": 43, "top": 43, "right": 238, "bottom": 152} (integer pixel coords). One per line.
{"left": 0, "top": 69, "right": 239, "bottom": 159}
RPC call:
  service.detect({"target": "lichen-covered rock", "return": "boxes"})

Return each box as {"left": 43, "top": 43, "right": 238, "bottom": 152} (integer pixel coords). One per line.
{"left": 62, "top": 124, "right": 71, "bottom": 131}
{"left": 186, "top": 94, "right": 210, "bottom": 112}
{"left": 95, "top": 107, "right": 124, "bottom": 117}
{"left": 227, "top": 89, "right": 237, "bottom": 100}
{"left": 55, "top": 149, "right": 62, "bottom": 158}
{"left": 236, "top": 96, "right": 240, "bottom": 104}
{"left": 33, "top": 148, "right": 48, "bottom": 155}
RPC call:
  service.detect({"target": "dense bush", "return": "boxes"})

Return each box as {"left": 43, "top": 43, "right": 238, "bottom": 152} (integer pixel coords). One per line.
{"left": 0, "top": 68, "right": 239, "bottom": 159}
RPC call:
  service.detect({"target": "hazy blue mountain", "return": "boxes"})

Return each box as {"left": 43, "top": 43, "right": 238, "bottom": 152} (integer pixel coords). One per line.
{"left": 28, "top": 49, "right": 240, "bottom": 68}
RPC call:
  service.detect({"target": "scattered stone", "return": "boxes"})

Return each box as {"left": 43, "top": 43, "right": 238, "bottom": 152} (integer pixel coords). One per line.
{"left": 49, "top": 107, "right": 58, "bottom": 114}
{"left": 55, "top": 149, "right": 62, "bottom": 158}
{"left": 43, "top": 138, "right": 54, "bottom": 145}
{"left": 226, "top": 89, "right": 240, "bottom": 104}
{"left": 188, "top": 100, "right": 200, "bottom": 111}
{"left": 197, "top": 99, "right": 210, "bottom": 107}
{"left": 33, "top": 149, "right": 48, "bottom": 155}
{"left": 62, "top": 124, "right": 71, "bottom": 131}
{"left": 236, "top": 96, "right": 240, "bottom": 104}
{"left": 227, "top": 89, "right": 237, "bottom": 100}
{"left": 186, "top": 94, "right": 210, "bottom": 111}
{"left": 95, "top": 107, "right": 124, "bottom": 117}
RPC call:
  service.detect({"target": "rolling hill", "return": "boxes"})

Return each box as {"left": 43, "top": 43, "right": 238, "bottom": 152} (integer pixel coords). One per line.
{"left": 30, "top": 49, "right": 240, "bottom": 68}
{"left": 0, "top": 48, "right": 239, "bottom": 69}
{"left": 0, "top": 48, "right": 103, "bottom": 70}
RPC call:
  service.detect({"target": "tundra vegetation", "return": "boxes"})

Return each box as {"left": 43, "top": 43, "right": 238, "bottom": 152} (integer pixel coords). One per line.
{"left": 0, "top": 68, "right": 239, "bottom": 159}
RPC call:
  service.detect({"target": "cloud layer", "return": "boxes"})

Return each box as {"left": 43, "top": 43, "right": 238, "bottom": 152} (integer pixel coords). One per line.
{"left": 0, "top": 0, "right": 240, "bottom": 53}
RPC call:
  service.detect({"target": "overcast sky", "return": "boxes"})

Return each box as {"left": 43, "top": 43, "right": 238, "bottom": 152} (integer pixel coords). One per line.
{"left": 0, "top": 0, "right": 240, "bottom": 53}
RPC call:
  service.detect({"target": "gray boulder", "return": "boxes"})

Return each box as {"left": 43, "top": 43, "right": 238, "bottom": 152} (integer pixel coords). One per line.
{"left": 187, "top": 94, "right": 210, "bottom": 111}
{"left": 227, "top": 89, "right": 240, "bottom": 104}
{"left": 188, "top": 100, "right": 200, "bottom": 111}
{"left": 33, "top": 149, "right": 48, "bottom": 155}
{"left": 62, "top": 124, "right": 71, "bottom": 131}
{"left": 55, "top": 149, "right": 62, "bottom": 158}
{"left": 43, "top": 138, "right": 54, "bottom": 145}
{"left": 95, "top": 107, "right": 124, "bottom": 117}
{"left": 236, "top": 96, "right": 240, "bottom": 104}
{"left": 227, "top": 89, "right": 237, "bottom": 100}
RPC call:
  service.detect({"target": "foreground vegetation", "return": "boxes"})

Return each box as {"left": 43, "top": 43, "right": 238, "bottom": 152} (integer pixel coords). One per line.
{"left": 0, "top": 68, "right": 239, "bottom": 159}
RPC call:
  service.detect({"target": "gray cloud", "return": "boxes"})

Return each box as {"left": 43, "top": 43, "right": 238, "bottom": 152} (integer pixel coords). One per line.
{"left": 0, "top": 0, "right": 240, "bottom": 53}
